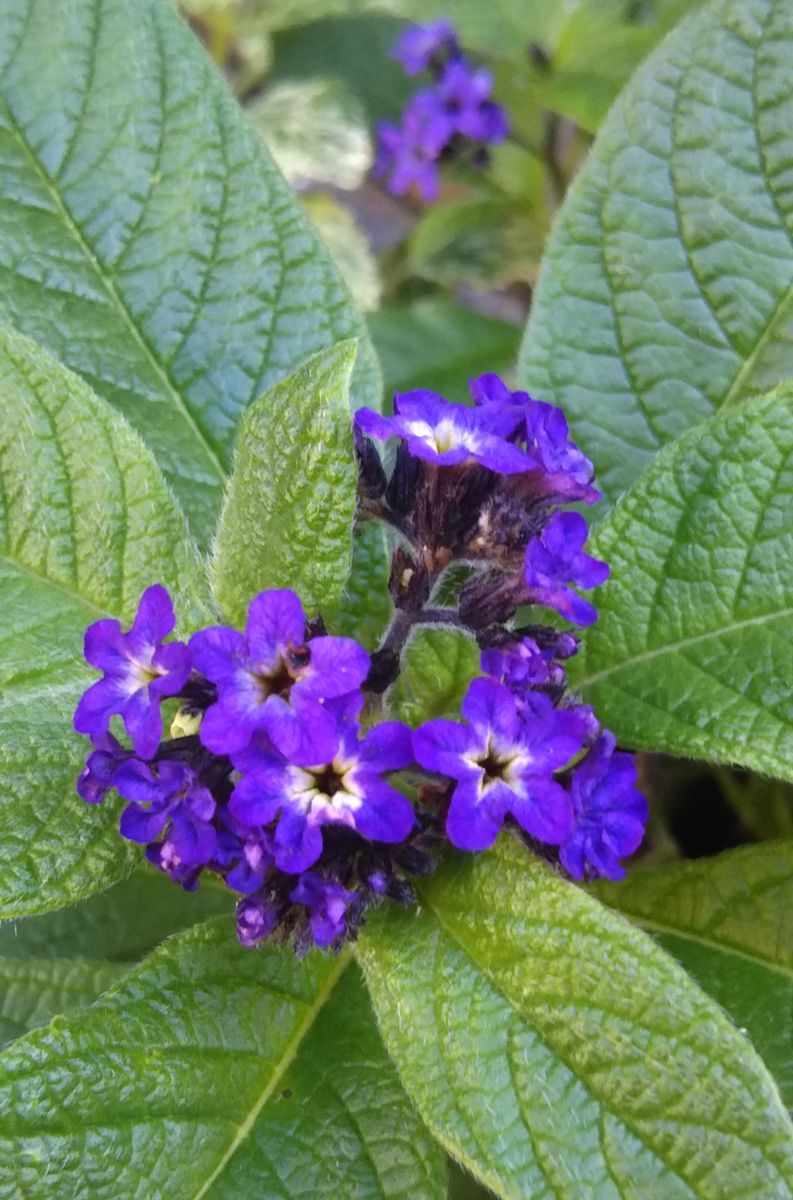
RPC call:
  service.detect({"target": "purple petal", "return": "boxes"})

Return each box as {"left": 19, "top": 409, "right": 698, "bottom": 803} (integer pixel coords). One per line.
{"left": 119, "top": 802, "right": 169, "bottom": 844}
{"left": 229, "top": 773, "right": 285, "bottom": 829}
{"left": 120, "top": 685, "right": 163, "bottom": 759}
{"left": 358, "top": 721, "right": 413, "bottom": 772}
{"left": 412, "top": 720, "right": 479, "bottom": 780}
{"left": 461, "top": 678, "right": 520, "bottom": 743}
{"left": 169, "top": 809, "right": 217, "bottom": 866}
{"left": 351, "top": 774, "right": 416, "bottom": 843}
{"left": 297, "top": 637, "right": 370, "bottom": 699}
{"left": 189, "top": 626, "right": 247, "bottom": 686}
{"left": 507, "top": 776, "right": 573, "bottom": 845}
{"left": 150, "top": 641, "right": 192, "bottom": 695}
{"left": 73, "top": 674, "right": 133, "bottom": 739}
{"left": 114, "top": 759, "right": 174, "bottom": 805}
{"left": 274, "top": 808, "right": 324, "bottom": 873}
{"left": 199, "top": 687, "right": 266, "bottom": 755}
{"left": 83, "top": 619, "right": 128, "bottom": 672}
{"left": 245, "top": 589, "right": 305, "bottom": 667}
{"left": 446, "top": 777, "right": 504, "bottom": 851}
{"left": 126, "top": 584, "right": 176, "bottom": 660}
{"left": 262, "top": 694, "right": 340, "bottom": 767}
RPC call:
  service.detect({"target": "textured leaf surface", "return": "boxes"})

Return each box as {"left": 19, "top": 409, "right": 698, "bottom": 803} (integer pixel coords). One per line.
{"left": 520, "top": 0, "right": 793, "bottom": 506}
{"left": 0, "top": 0, "right": 379, "bottom": 546}
{"left": 595, "top": 841, "right": 793, "bottom": 1109}
{"left": 391, "top": 629, "right": 480, "bottom": 725}
{"left": 368, "top": 299, "right": 521, "bottom": 407}
{"left": 0, "top": 871, "right": 232, "bottom": 1047}
{"left": 329, "top": 521, "right": 393, "bottom": 649}
{"left": 0, "top": 921, "right": 444, "bottom": 1200}
{"left": 358, "top": 837, "right": 793, "bottom": 1199}
{"left": 0, "top": 324, "right": 207, "bottom": 917}
{"left": 211, "top": 341, "right": 359, "bottom": 623}
{"left": 571, "top": 385, "right": 793, "bottom": 776}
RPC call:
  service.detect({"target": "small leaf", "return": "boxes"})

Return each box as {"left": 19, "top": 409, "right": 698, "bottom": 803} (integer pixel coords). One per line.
{"left": 368, "top": 299, "right": 521, "bottom": 406}
{"left": 211, "top": 341, "right": 359, "bottom": 623}
{"left": 570, "top": 384, "right": 793, "bottom": 777}
{"left": 0, "top": 324, "right": 209, "bottom": 917}
{"left": 594, "top": 841, "right": 793, "bottom": 1109}
{"left": 249, "top": 78, "right": 373, "bottom": 190}
{"left": 0, "top": 921, "right": 445, "bottom": 1199}
{"left": 358, "top": 837, "right": 793, "bottom": 1199}
{"left": 303, "top": 193, "right": 382, "bottom": 313}
{"left": 0, "top": 0, "right": 379, "bottom": 546}
{"left": 391, "top": 628, "right": 480, "bottom": 725}
{"left": 520, "top": 0, "right": 793, "bottom": 506}
{"left": 409, "top": 200, "right": 544, "bottom": 290}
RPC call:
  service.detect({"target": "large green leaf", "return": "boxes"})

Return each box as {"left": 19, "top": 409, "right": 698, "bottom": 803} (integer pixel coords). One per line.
{"left": 594, "top": 841, "right": 793, "bottom": 1110}
{"left": 358, "top": 837, "right": 793, "bottom": 1199}
{"left": 520, "top": 0, "right": 793, "bottom": 506}
{"left": 0, "top": 871, "right": 232, "bottom": 1047}
{"left": 0, "top": 0, "right": 379, "bottom": 547}
{"left": 368, "top": 299, "right": 521, "bottom": 407}
{"left": 211, "top": 341, "right": 359, "bottom": 623}
{"left": 0, "top": 323, "right": 208, "bottom": 917}
{"left": 0, "top": 920, "right": 445, "bottom": 1199}
{"left": 570, "top": 384, "right": 793, "bottom": 777}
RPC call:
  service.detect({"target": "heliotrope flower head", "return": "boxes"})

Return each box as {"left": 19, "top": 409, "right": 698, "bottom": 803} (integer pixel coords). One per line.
{"left": 391, "top": 18, "right": 459, "bottom": 74}
{"left": 229, "top": 717, "right": 415, "bottom": 874}
{"left": 114, "top": 758, "right": 217, "bottom": 884}
{"left": 413, "top": 677, "right": 588, "bottom": 851}
{"left": 74, "top": 584, "right": 191, "bottom": 759}
{"left": 560, "top": 733, "right": 648, "bottom": 881}
{"left": 523, "top": 512, "right": 609, "bottom": 626}
{"left": 189, "top": 588, "right": 369, "bottom": 758}
{"left": 355, "top": 390, "right": 537, "bottom": 474}
{"left": 290, "top": 872, "right": 359, "bottom": 948}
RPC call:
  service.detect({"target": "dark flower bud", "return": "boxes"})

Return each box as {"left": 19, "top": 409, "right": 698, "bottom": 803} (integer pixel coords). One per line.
{"left": 459, "top": 568, "right": 524, "bottom": 629}
{"left": 386, "top": 441, "right": 425, "bottom": 516}
{"left": 354, "top": 428, "right": 387, "bottom": 500}
{"left": 389, "top": 545, "right": 430, "bottom": 610}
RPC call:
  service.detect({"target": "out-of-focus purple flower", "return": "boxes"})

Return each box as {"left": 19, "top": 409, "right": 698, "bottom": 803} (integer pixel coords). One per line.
{"left": 74, "top": 585, "right": 191, "bottom": 759}
{"left": 435, "top": 61, "right": 509, "bottom": 143}
{"left": 114, "top": 759, "right": 216, "bottom": 878}
{"left": 230, "top": 719, "right": 415, "bottom": 874}
{"left": 374, "top": 88, "right": 455, "bottom": 201}
{"left": 236, "top": 892, "right": 279, "bottom": 948}
{"left": 391, "top": 19, "right": 459, "bottom": 74}
{"left": 523, "top": 513, "right": 609, "bottom": 627}
{"left": 413, "top": 677, "right": 588, "bottom": 851}
{"left": 290, "top": 872, "right": 358, "bottom": 948}
{"left": 76, "top": 731, "right": 131, "bottom": 804}
{"left": 560, "top": 733, "right": 648, "bottom": 881}
{"left": 189, "top": 589, "right": 369, "bottom": 758}
{"left": 355, "top": 391, "right": 537, "bottom": 474}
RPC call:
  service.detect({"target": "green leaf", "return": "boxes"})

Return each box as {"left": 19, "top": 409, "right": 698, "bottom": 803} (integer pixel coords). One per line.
{"left": 358, "top": 837, "right": 793, "bottom": 1199}
{"left": 391, "top": 628, "right": 480, "bottom": 725}
{"left": 541, "top": 0, "right": 703, "bottom": 133}
{"left": 368, "top": 299, "right": 521, "bottom": 406}
{"left": 303, "top": 194, "right": 382, "bottom": 313}
{"left": 409, "top": 200, "right": 544, "bottom": 290}
{"left": 0, "top": 324, "right": 209, "bottom": 918}
{"left": 593, "top": 841, "right": 793, "bottom": 1110}
{"left": 0, "top": 872, "right": 232, "bottom": 1049}
{"left": 570, "top": 384, "right": 793, "bottom": 777}
{"left": 0, "top": 0, "right": 379, "bottom": 547}
{"left": 211, "top": 341, "right": 359, "bottom": 623}
{"left": 0, "top": 920, "right": 445, "bottom": 1199}
{"left": 249, "top": 78, "right": 373, "bottom": 190}
{"left": 0, "top": 959, "right": 128, "bottom": 1050}
{"left": 519, "top": 0, "right": 793, "bottom": 506}
{"left": 328, "top": 520, "right": 393, "bottom": 649}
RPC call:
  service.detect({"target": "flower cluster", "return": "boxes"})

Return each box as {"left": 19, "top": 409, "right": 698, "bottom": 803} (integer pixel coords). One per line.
{"left": 374, "top": 20, "right": 509, "bottom": 202}
{"left": 74, "top": 372, "right": 647, "bottom": 954}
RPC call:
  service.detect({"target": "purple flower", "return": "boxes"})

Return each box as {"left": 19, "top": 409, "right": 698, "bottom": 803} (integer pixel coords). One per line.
{"left": 435, "top": 61, "right": 509, "bottom": 144}
{"left": 74, "top": 585, "right": 191, "bottom": 759}
{"left": 114, "top": 759, "right": 217, "bottom": 875}
{"left": 391, "top": 19, "right": 459, "bottom": 74}
{"left": 413, "top": 677, "right": 588, "bottom": 851}
{"left": 229, "top": 719, "right": 415, "bottom": 874}
{"left": 560, "top": 733, "right": 648, "bottom": 881}
{"left": 236, "top": 892, "right": 279, "bottom": 948}
{"left": 523, "top": 513, "right": 609, "bottom": 627}
{"left": 355, "top": 390, "right": 536, "bottom": 474}
{"left": 481, "top": 637, "right": 558, "bottom": 691}
{"left": 76, "top": 731, "right": 131, "bottom": 804}
{"left": 290, "top": 873, "right": 358, "bottom": 948}
{"left": 375, "top": 88, "right": 456, "bottom": 202}
{"left": 213, "top": 808, "right": 275, "bottom": 894}
{"left": 189, "top": 589, "right": 369, "bottom": 758}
